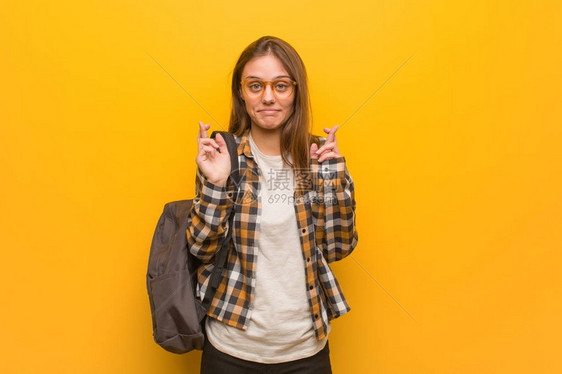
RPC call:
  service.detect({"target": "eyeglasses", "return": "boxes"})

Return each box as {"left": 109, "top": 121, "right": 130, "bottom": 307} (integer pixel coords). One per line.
{"left": 240, "top": 78, "right": 297, "bottom": 99}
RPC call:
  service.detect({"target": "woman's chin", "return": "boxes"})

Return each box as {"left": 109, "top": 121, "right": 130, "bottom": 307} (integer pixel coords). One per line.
{"left": 256, "top": 120, "right": 283, "bottom": 130}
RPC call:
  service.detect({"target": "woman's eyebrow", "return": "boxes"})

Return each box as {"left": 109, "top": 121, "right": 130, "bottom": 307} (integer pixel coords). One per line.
{"left": 244, "top": 75, "right": 291, "bottom": 80}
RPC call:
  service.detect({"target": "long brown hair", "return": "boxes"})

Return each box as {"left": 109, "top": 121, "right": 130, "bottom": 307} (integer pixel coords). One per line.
{"left": 228, "top": 36, "right": 323, "bottom": 172}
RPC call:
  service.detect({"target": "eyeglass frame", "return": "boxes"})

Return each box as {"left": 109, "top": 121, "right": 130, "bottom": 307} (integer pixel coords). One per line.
{"left": 240, "top": 78, "right": 298, "bottom": 100}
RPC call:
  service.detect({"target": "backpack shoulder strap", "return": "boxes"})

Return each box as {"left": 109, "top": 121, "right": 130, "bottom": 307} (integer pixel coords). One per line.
{"left": 202, "top": 131, "right": 239, "bottom": 309}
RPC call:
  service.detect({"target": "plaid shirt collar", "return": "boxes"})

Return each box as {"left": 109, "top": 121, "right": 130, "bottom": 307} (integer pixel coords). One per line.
{"left": 235, "top": 127, "right": 312, "bottom": 199}
{"left": 237, "top": 127, "right": 254, "bottom": 159}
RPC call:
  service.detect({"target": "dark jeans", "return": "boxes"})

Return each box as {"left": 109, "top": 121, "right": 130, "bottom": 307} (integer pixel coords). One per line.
{"left": 200, "top": 337, "right": 333, "bottom": 374}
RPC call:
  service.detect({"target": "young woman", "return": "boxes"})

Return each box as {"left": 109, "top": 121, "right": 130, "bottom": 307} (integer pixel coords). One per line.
{"left": 187, "top": 36, "right": 358, "bottom": 374}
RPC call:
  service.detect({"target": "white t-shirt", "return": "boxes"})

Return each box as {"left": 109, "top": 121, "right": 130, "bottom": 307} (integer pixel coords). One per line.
{"left": 204, "top": 130, "right": 330, "bottom": 363}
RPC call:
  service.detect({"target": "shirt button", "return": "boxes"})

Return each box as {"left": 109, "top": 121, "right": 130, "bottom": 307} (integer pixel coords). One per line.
{"left": 309, "top": 285, "right": 313, "bottom": 290}
{"left": 302, "top": 228, "right": 307, "bottom": 233}
{"left": 306, "top": 257, "right": 310, "bottom": 262}
{"left": 315, "top": 313, "right": 319, "bottom": 319}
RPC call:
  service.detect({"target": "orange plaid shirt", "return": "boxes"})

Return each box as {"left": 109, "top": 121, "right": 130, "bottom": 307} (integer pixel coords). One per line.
{"left": 187, "top": 127, "right": 358, "bottom": 341}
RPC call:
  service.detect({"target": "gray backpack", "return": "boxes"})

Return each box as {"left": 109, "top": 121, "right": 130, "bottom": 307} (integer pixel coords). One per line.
{"left": 146, "top": 131, "right": 240, "bottom": 354}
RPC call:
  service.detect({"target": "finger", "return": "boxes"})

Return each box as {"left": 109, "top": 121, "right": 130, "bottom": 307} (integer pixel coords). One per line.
{"left": 323, "top": 124, "right": 338, "bottom": 135}
{"left": 198, "top": 122, "right": 213, "bottom": 154}
{"left": 201, "top": 145, "right": 216, "bottom": 160}
{"left": 198, "top": 122, "right": 206, "bottom": 145}
{"left": 201, "top": 144, "right": 216, "bottom": 154}
{"left": 310, "top": 142, "right": 319, "bottom": 159}
{"left": 332, "top": 144, "right": 342, "bottom": 157}
{"left": 200, "top": 137, "right": 219, "bottom": 149}
{"left": 199, "top": 121, "right": 210, "bottom": 140}
{"left": 317, "top": 125, "right": 338, "bottom": 155}
{"left": 323, "top": 125, "right": 339, "bottom": 142}
{"left": 215, "top": 133, "right": 228, "bottom": 154}
{"left": 315, "top": 141, "right": 333, "bottom": 156}
{"left": 318, "top": 151, "right": 338, "bottom": 162}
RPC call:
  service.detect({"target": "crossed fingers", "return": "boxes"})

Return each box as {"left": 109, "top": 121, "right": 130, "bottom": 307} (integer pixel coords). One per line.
{"left": 197, "top": 121, "right": 219, "bottom": 160}
{"left": 315, "top": 125, "right": 342, "bottom": 162}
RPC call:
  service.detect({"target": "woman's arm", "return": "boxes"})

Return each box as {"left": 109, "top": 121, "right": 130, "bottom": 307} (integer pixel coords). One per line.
{"left": 186, "top": 165, "right": 234, "bottom": 264}
{"left": 311, "top": 155, "right": 358, "bottom": 263}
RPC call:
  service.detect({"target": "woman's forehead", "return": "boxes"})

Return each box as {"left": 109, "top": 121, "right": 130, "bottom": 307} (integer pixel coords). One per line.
{"left": 242, "top": 55, "right": 289, "bottom": 79}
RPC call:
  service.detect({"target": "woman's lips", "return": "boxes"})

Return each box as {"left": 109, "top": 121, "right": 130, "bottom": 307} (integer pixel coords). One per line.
{"left": 259, "top": 110, "right": 279, "bottom": 114}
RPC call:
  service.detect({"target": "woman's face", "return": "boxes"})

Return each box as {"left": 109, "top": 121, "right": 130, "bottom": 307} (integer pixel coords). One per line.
{"left": 240, "top": 54, "right": 295, "bottom": 131}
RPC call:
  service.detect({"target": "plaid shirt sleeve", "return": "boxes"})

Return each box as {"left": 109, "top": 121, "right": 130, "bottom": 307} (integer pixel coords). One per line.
{"left": 186, "top": 166, "right": 235, "bottom": 264}
{"left": 311, "top": 155, "right": 358, "bottom": 263}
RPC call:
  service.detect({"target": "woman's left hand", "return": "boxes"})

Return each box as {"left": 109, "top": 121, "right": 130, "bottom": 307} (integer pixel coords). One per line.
{"left": 310, "top": 125, "right": 342, "bottom": 162}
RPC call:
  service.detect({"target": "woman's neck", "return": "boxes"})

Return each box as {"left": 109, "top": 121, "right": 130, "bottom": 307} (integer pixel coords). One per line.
{"left": 249, "top": 125, "right": 282, "bottom": 156}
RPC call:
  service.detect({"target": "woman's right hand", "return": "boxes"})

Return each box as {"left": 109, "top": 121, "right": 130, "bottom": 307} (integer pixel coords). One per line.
{"left": 196, "top": 121, "right": 231, "bottom": 187}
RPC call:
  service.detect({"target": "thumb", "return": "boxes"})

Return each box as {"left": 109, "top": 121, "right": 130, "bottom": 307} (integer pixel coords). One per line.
{"left": 215, "top": 133, "right": 229, "bottom": 155}
{"left": 310, "top": 142, "right": 318, "bottom": 159}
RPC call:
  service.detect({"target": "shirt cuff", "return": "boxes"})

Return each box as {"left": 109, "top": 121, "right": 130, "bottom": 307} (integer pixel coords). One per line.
{"left": 311, "top": 156, "right": 347, "bottom": 193}
{"left": 197, "top": 166, "right": 233, "bottom": 206}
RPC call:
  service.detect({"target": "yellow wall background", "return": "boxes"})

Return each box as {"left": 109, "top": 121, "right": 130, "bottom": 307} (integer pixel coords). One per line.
{"left": 1, "top": 0, "right": 561, "bottom": 372}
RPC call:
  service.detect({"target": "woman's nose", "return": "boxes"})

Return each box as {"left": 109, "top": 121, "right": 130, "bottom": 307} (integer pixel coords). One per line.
{"left": 262, "top": 84, "right": 276, "bottom": 102}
